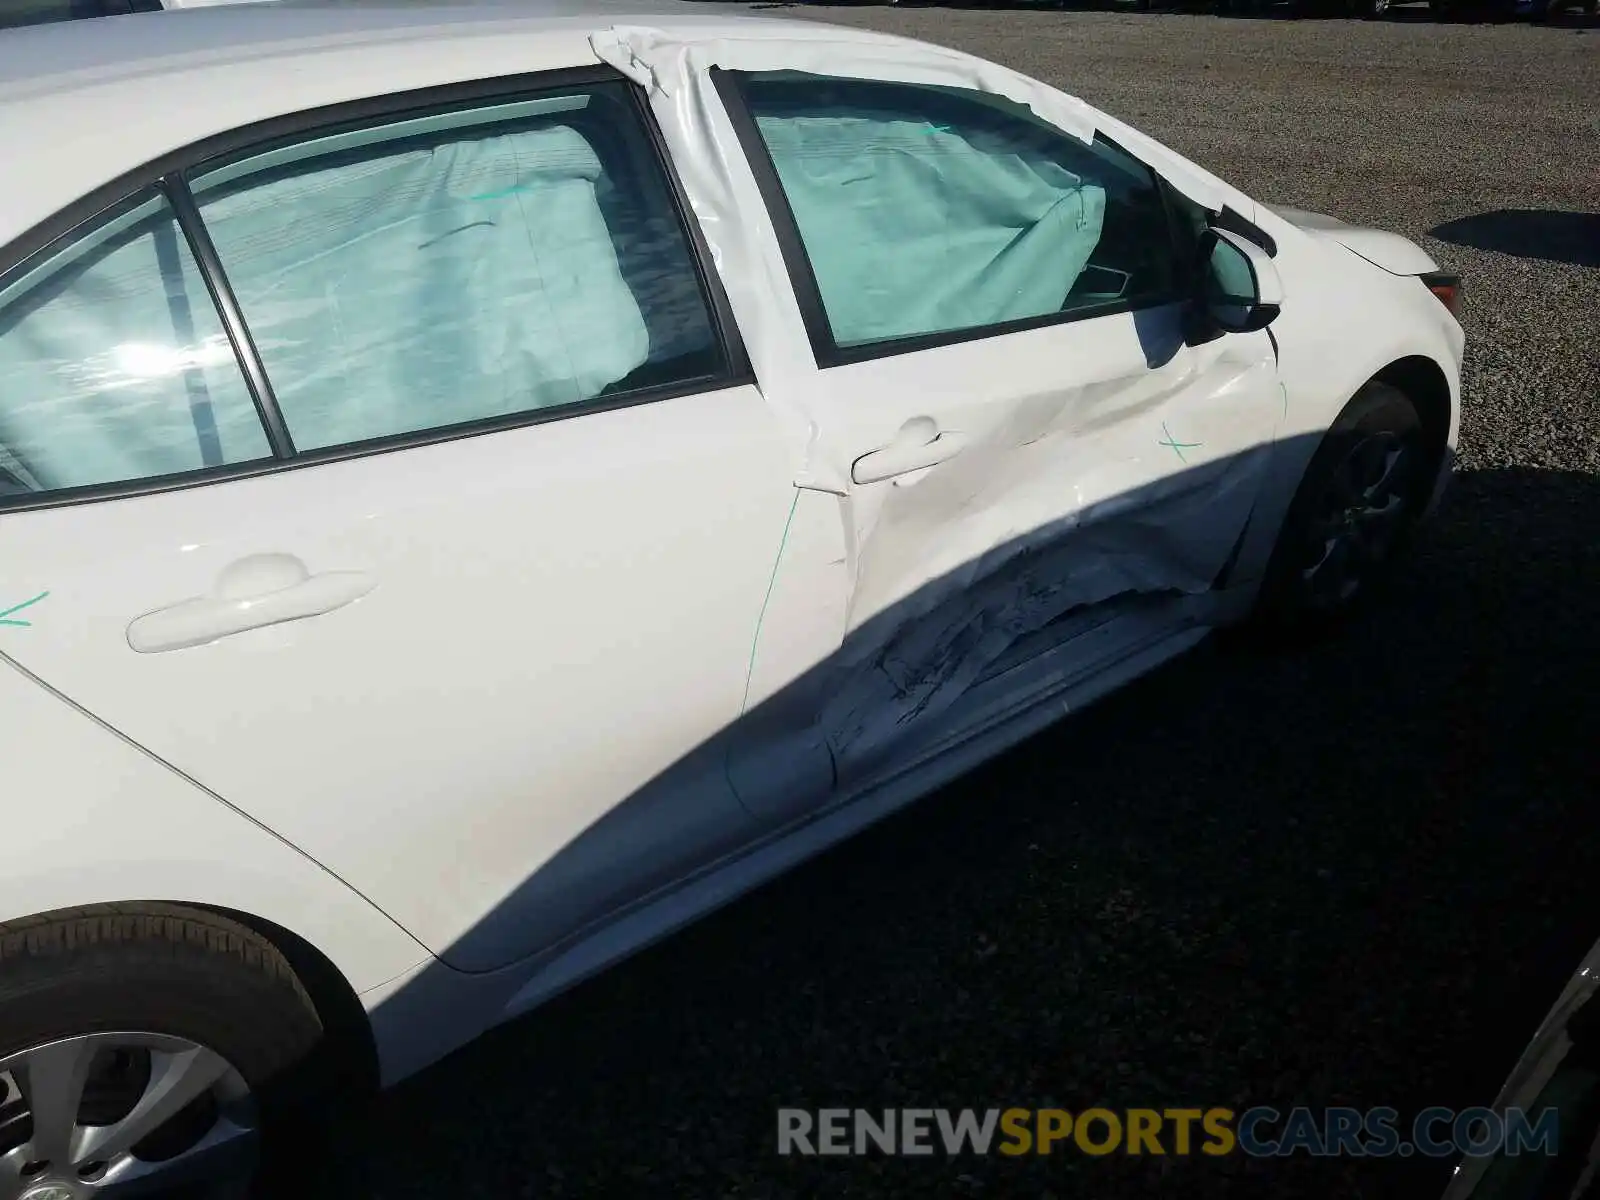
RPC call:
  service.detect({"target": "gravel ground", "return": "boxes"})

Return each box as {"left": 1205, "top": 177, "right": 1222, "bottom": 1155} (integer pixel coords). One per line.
{"left": 300, "top": 12, "right": 1598, "bottom": 1199}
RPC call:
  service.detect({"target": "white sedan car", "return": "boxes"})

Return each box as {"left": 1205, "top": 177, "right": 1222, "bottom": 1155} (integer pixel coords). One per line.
{"left": 0, "top": 2, "right": 1463, "bottom": 1194}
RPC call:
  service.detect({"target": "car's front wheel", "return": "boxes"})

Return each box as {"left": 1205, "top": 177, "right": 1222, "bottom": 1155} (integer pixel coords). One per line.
{"left": 1249, "top": 381, "right": 1433, "bottom": 635}
{"left": 0, "top": 905, "right": 323, "bottom": 1200}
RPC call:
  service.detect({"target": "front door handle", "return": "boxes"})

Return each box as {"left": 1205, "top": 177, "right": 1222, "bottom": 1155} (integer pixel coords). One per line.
{"left": 127, "top": 553, "right": 375, "bottom": 653}
{"left": 851, "top": 416, "right": 967, "bottom": 485}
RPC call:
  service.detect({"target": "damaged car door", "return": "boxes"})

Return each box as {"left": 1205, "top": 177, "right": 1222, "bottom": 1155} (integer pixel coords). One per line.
{"left": 710, "top": 70, "right": 1287, "bottom": 820}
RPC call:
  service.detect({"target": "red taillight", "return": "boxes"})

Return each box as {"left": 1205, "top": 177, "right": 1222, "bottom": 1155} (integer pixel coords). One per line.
{"left": 1421, "top": 271, "right": 1462, "bottom": 318}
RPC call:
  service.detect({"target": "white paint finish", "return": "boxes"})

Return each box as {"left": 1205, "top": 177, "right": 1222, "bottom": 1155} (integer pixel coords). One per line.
{"left": 587, "top": 27, "right": 1264, "bottom": 492}
{"left": 1266, "top": 204, "right": 1443, "bottom": 276}
{"left": 588, "top": 24, "right": 1258, "bottom": 218}
{"left": 737, "top": 487, "right": 850, "bottom": 717}
{"left": 1222, "top": 205, "right": 1464, "bottom": 591}
{"left": 159, "top": 0, "right": 279, "bottom": 8}
{"left": 126, "top": 555, "right": 377, "bottom": 653}
{"left": 748, "top": 311, "right": 1283, "bottom": 798}
{"left": 722, "top": 493, "right": 851, "bottom": 819}
{"left": 360, "top": 619, "right": 1208, "bottom": 1088}
{"left": 0, "top": 4, "right": 879, "bottom": 251}
{"left": 592, "top": 24, "right": 1100, "bottom": 143}
{"left": 0, "top": 653, "right": 429, "bottom": 994}
{"left": 0, "top": 384, "right": 794, "bottom": 970}
{"left": 610, "top": 33, "right": 1286, "bottom": 815}
{"left": 0, "top": 3, "right": 1467, "bottom": 1099}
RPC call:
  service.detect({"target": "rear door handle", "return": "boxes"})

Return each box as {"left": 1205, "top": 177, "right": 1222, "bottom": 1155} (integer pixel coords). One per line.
{"left": 851, "top": 416, "right": 967, "bottom": 485}
{"left": 128, "top": 553, "right": 375, "bottom": 653}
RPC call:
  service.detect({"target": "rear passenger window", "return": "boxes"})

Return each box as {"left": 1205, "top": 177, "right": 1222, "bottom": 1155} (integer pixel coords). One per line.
{"left": 188, "top": 85, "right": 724, "bottom": 453}
{"left": 728, "top": 72, "right": 1182, "bottom": 355}
{"left": 0, "top": 194, "right": 271, "bottom": 499}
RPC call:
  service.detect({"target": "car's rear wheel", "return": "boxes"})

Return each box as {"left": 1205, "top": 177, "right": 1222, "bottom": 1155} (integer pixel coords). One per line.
{"left": 1249, "top": 381, "right": 1432, "bottom": 636}
{"left": 0, "top": 905, "right": 323, "bottom": 1200}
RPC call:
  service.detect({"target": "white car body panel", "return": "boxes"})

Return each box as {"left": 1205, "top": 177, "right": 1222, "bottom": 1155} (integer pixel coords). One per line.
{"left": 365, "top": 612, "right": 1210, "bottom": 1085}
{"left": 1267, "top": 203, "right": 1444, "bottom": 276}
{"left": 0, "top": 653, "right": 431, "bottom": 995}
{"left": 598, "top": 26, "right": 1286, "bottom": 820}
{"left": 0, "top": 385, "right": 797, "bottom": 973}
{"left": 0, "top": 3, "right": 1464, "bottom": 1090}
{"left": 1232, "top": 202, "right": 1464, "bottom": 582}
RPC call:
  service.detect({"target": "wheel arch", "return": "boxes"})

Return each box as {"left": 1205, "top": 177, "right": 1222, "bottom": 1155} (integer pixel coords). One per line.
{"left": 1372, "top": 353, "right": 1454, "bottom": 481}
{"left": 0, "top": 898, "right": 381, "bottom": 1108}
{"left": 192, "top": 902, "right": 381, "bottom": 1107}
{"left": 1221, "top": 346, "right": 1457, "bottom": 606}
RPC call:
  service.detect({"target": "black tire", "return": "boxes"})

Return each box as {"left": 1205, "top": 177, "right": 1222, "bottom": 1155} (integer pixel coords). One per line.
{"left": 1248, "top": 381, "right": 1433, "bottom": 638}
{"left": 0, "top": 903, "right": 323, "bottom": 1198}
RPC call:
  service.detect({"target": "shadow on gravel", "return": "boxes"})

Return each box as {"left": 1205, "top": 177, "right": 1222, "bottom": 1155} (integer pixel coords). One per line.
{"left": 297, "top": 465, "right": 1600, "bottom": 1200}
{"left": 1430, "top": 210, "right": 1600, "bottom": 269}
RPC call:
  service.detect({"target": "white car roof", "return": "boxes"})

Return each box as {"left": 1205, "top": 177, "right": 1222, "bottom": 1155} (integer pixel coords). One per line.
{"left": 0, "top": 1, "right": 906, "bottom": 257}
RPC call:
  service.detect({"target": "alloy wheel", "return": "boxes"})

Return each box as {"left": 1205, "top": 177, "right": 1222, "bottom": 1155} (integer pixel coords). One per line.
{"left": 0, "top": 1032, "right": 255, "bottom": 1200}
{"left": 1298, "top": 430, "right": 1414, "bottom": 609}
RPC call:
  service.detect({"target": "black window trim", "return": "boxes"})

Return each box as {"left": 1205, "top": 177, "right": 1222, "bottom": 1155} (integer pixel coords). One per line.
{"left": 709, "top": 68, "right": 1193, "bottom": 372}
{"left": 162, "top": 175, "right": 296, "bottom": 461}
{"left": 0, "top": 65, "right": 751, "bottom": 515}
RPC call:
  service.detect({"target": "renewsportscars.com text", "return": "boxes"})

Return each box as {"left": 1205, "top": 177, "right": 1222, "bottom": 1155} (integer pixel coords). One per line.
{"left": 776, "top": 1106, "right": 1560, "bottom": 1158}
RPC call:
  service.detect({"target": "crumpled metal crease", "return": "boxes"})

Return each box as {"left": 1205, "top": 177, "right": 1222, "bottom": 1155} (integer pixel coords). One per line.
{"left": 821, "top": 448, "right": 1265, "bottom": 769}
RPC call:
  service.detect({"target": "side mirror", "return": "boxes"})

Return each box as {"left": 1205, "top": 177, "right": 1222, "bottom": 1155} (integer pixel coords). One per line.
{"left": 1196, "top": 226, "right": 1284, "bottom": 334}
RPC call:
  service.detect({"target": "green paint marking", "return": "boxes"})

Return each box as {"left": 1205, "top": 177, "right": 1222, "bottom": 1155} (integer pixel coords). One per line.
{"left": 0, "top": 590, "right": 49, "bottom": 628}
{"left": 1159, "top": 423, "right": 1203, "bottom": 465}
{"left": 739, "top": 489, "right": 802, "bottom": 716}
{"left": 468, "top": 182, "right": 536, "bottom": 202}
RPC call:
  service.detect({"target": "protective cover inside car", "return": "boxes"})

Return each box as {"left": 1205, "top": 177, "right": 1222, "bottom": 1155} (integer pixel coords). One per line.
{"left": 0, "top": 199, "right": 271, "bottom": 493}
{"left": 0, "top": 94, "right": 720, "bottom": 483}
{"left": 751, "top": 97, "right": 1107, "bottom": 347}
{"left": 196, "top": 116, "right": 655, "bottom": 450}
